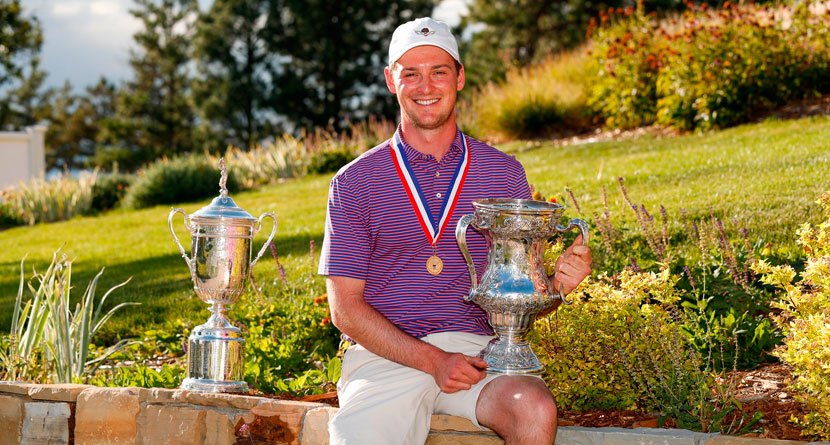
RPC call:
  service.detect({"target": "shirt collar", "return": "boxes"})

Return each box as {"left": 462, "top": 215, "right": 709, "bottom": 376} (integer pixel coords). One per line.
{"left": 393, "top": 125, "right": 464, "bottom": 162}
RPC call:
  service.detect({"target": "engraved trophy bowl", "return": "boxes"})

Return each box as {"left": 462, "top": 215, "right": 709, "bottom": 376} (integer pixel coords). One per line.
{"left": 168, "top": 159, "right": 276, "bottom": 392}
{"left": 456, "top": 199, "right": 588, "bottom": 375}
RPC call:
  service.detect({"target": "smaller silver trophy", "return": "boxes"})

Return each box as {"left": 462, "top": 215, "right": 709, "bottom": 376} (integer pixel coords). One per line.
{"left": 168, "top": 159, "right": 276, "bottom": 392}
{"left": 456, "top": 199, "right": 588, "bottom": 375}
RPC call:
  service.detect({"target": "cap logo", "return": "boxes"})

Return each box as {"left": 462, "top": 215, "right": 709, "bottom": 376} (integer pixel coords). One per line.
{"left": 416, "top": 27, "right": 435, "bottom": 37}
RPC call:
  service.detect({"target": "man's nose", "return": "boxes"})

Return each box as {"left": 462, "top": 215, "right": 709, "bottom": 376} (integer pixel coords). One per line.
{"left": 416, "top": 74, "right": 434, "bottom": 94}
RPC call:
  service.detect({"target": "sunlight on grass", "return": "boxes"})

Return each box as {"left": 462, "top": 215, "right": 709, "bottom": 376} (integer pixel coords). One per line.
{"left": 2, "top": 115, "right": 828, "bottom": 337}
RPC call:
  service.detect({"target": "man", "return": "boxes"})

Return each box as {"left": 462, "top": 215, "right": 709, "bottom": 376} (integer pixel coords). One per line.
{"left": 318, "top": 17, "right": 592, "bottom": 444}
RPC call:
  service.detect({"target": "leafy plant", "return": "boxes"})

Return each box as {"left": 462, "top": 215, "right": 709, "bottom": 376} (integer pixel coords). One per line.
{"left": 753, "top": 192, "right": 830, "bottom": 440}
{"left": 2, "top": 248, "right": 138, "bottom": 383}
{"left": 87, "top": 363, "right": 185, "bottom": 389}
{"left": 90, "top": 172, "right": 134, "bottom": 212}
{"left": 123, "top": 155, "right": 240, "bottom": 209}
{"left": 0, "top": 171, "right": 98, "bottom": 226}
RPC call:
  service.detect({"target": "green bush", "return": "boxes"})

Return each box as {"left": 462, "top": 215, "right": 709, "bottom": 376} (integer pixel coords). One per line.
{"left": 754, "top": 192, "right": 830, "bottom": 441}
{"left": 123, "top": 155, "right": 240, "bottom": 209}
{"left": 90, "top": 172, "right": 134, "bottom": 212}
{"left": 533, "top": 269, "right": 681, "bottom": 411}
{"left": 588, "top": 2, "right": 830, "bottom": 131}
{"left": 587, "top": 9, "right": 661, "bottom": 129}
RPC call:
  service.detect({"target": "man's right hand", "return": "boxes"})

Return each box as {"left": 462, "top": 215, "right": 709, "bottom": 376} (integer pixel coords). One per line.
{"left": 432, "top": 352, "right": 488, "bottom": 393}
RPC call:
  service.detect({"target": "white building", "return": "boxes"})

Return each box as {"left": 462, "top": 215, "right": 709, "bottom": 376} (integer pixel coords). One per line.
{"left": 0, "top": 126, "right": 46, "bottom": 190}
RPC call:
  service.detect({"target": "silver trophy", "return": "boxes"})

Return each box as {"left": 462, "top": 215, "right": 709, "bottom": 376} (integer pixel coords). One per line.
{"left": 456, "top": 199, "right": 588, "bottom": 375}
{"left": 168, "top": 159, "right": 276, "bottom": 392}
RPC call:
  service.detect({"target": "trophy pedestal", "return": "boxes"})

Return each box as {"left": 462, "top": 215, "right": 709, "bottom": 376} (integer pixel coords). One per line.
{"left": 479, "top": 332, "right": 544, "bottom": 376}
{"left": 182, "top": 311, "right": 248, "bottom": 393}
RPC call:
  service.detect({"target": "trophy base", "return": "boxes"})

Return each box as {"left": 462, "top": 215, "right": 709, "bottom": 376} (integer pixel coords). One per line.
{"left": 479, "top": 335, "right": 544, "bottom": 376}
{"left": 181, "top": 378, "right": 248, "bottom": 393}
{"left": 183, "top": 315, "right": 247, "bottom": 393}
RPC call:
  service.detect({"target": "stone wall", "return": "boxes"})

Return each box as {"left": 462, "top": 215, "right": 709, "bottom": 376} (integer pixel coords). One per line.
{"left": 0, "top": 383, "right": 818, "bottom": 445}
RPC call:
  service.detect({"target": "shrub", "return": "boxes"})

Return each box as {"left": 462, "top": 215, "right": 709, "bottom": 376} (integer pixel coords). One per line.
{"left": 657, "top": 2, "right": 830, "bottom": 130}
{"left": 460, "top": 47, "right": 594, "bottom": 141}
{"left": 587, "top": 8, "right": 661, "bottom": 129}
{"left": 90, "top": 172, "right": 134, "bottom": 212}
{"left": 588, "top": 1, "right": 830, "bottom": 131}
{"left": 753, "top": 192, "right": 830, "bottom": 440}
{"left": 533, "top": 269, "right": 681, "bottom": 411}
{"left": 0, "top": 171, "right": 97, "bottom": 226}
{"left": 227, "top": 116, "right": 394, "bottom": 188}
{"left": 123, "top": 155, "right": 240, "bottom": 209}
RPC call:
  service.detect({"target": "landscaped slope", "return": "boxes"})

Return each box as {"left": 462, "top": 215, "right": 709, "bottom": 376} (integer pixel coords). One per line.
{"left": 1, "top": 115, "right": 829, "bottom": 336}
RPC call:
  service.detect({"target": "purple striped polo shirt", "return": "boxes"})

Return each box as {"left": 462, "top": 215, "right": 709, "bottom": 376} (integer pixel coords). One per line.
{"left": 318, "top": 127, "right": 532, "bottom": 339}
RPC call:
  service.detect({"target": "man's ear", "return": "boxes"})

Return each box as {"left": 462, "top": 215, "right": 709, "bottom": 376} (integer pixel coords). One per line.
{"left": 456, "top": 63, "right": 466, "bottom": 92}
{"left": 384, "top": 65, "right": 397, "bottom": 94}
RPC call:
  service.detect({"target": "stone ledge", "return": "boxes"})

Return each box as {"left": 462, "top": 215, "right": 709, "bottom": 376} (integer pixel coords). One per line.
{"left": 0, "top": 384, "right": 823, "bottom": 444}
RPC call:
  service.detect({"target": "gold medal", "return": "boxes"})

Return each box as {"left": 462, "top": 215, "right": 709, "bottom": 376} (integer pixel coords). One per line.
{"left": 427, "top": 255, "right": 444, "bottom": 275}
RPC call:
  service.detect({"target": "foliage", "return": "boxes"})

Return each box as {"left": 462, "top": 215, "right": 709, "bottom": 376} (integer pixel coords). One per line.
{"left": 624, "top": 303, "right": 762, "bottom": 434}
{"left": 587, "top": 7, "right": 660, "bottom": 129}
{"left": 0, "top": 0, "right": 46, "bottom": 131}
{"left": 226, "top": 117, "right": 394, "bottom": 188}
{"left": 1, "top": 248, "right": 136, "bottom": 383}
{"left": 122, "top": 155, "right": 240, "bottom": 209}
{"left": 236, "top": 288, "right": 341, "bottom": 394}
{"left": 589, "top": 1, "right": 830, "bottom": 131}
{"left": 1, "top": 256, "right": 50, "bottom": 382}
{"left": 0, "top": 171, "right": 97, "bottom": 226}
{"left": 191, "top": 0, "right": 278, "bottom": 152}
{"left": 87, "top": 363, "right": 185, "bottom": 388}
{"left": 459, "top": 0, "right": 693, "bottom": 89}
{"left": 263, "top": 0, "right": 433, "bottom": 130}
{"left": 90, "top": 172, "right": 134, "bottom": 212}
{"left": 46, "top": 78, "right": 118, "bottom": 171}
{"left": 753, "top": 192, "right": 830, "bottom": 440}
{"left": 98, "top": 0, "right": 198, "bottom": 167}
{"left": 460, "top": 47, "right": 593, "bottom": 141}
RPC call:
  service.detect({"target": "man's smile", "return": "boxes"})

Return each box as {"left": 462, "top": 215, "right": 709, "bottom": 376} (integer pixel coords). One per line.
{"left": 415, "top": 99, "right": 440, "bottom": 106}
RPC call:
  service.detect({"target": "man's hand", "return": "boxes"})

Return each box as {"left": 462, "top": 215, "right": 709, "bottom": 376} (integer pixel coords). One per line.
{"left": 552, "top": 234, "right": 592, "bottom": 296}
{"left": 431, "top": 351, "right": 487, "bottom": 393}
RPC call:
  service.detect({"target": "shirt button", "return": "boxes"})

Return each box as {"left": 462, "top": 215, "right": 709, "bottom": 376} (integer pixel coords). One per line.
{"left": 435, "top": 171, "right": 440, "bottom": 177}
{"left": 436, "top": 193, "right": 442, "bottom": 198}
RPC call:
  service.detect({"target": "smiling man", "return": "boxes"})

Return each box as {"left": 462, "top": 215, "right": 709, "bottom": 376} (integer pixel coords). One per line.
{"left": 318, "top": 17, "right": 593, "bottom": 445}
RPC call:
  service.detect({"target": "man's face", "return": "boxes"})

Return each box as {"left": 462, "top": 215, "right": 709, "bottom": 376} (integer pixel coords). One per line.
{"left": 384, "top": 45, "right": 465, "bottom": 131}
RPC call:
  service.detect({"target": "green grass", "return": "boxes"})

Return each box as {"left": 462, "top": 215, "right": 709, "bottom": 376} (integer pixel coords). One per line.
{"left": 2, "top": 115, "right": 829, "bottom": 339}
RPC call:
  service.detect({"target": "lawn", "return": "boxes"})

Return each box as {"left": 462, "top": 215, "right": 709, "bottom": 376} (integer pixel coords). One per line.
{"left": 1, "top": 114, "right": 829, "bottom": 339}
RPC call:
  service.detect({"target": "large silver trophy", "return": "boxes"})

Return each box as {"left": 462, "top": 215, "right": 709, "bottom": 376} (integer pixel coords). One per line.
{"left": 168, "top": 159, "right": 276, "bottom": 392}
{"left": 456, "top": 199, "right": 588, "bottom": 375}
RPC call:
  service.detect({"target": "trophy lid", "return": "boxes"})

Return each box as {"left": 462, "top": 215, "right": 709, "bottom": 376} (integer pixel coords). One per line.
{"left": 189, "top": 158, "right": 256, "bottom": 223}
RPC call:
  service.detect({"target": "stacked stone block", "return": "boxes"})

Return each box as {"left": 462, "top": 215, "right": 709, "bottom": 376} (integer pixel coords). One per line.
{"left": 0, "top": 383, "right": 820, "bottom": 444}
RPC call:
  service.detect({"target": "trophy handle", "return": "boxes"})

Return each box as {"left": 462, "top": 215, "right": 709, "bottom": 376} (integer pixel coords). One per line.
{"left": 168, "top": 208, "right": 194, "bottom": 271}
{"left": 552, "top": 218, "right": 590, "bottom": 305}
{"left": 455, "top": 214, "right": 477, "bottom": 301}
{"left": 251, "top": 212, "right": 277, "bottom": 272}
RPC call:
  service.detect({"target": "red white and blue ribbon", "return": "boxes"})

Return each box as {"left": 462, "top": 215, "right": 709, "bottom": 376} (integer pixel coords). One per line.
{"left": 389, "top": 129, "right": 470, "bottom": 245}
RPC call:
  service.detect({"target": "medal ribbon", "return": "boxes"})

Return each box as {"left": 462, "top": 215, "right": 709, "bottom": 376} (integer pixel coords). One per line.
{"left": 389, "top": 129, "right": 470, "bottom": 246}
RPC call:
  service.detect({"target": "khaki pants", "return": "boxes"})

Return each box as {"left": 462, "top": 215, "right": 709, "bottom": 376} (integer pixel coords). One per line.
{"left": 329, "top": 331, "right": 502, "bottom": 445}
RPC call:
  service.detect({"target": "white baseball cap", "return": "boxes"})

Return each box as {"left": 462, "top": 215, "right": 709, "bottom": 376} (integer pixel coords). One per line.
{"left": 388, "top": 17, "right": 461, "bottom": 66}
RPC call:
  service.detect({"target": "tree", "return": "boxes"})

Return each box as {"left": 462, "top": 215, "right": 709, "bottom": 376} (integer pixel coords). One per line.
{"left": 191, "top": 0, "right": 279, "bottom": 152}
{"left": 0, "top": 0, "right": 46, "bottom": 130}
{"left": 265, "top": 0, "right": 434, "bottom": 131}
{"left": 101, "top": 0, "right": 198, "bottom": 165}
{"left": 44, "top": 78, "right": 117, "bottom": 170}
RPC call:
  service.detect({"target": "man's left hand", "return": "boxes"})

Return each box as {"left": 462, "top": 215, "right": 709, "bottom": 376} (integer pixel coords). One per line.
{"left": 551, "top": 234, "right": 592, "bottom": 296}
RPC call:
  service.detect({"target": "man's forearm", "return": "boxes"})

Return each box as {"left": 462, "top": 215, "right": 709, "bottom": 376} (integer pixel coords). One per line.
{"left": 329, "top": 285, "right": 446, "bottom": 376}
